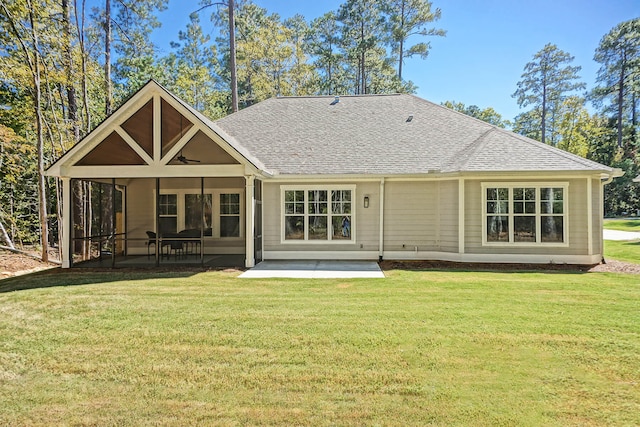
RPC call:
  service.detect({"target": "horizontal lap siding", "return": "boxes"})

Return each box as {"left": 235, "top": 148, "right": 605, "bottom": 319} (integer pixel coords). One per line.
{"left": 439, "top": 180, "right": 459, "bottom": 253}
{"left": 465, "top": 178, "right": 591, "bottom": 256}
{"left": 384, "top": 181, "right": 438, "bottom": 251}
{"left": 263, "top": 181, "right": 380, "bottom": 253}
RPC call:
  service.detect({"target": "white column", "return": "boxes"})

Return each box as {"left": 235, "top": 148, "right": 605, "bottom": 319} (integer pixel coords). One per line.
{"left": 245, "top": 175, "right": 255, "bottom": 268}
{"left": 458, "top": 178, "right": 465, "bottom": 254}
{"left": 61, "top": 177, "right": 72, "bottom": 268}
{"left": 378, "top": 178, "right": 385, "bottom": 260}
{"left": 587, "top": 177, "right": 593, "bottom": 256}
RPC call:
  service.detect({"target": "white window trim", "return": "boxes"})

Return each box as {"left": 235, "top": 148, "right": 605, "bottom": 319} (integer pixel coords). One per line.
{"left": 155, "top": 187, "right": 244, "bottom": 240}
{"left": 481, "top": 182, "right": 569, "bottom": 248}
{"left": 280, "top": 185, "right": 356, "bottom": 244}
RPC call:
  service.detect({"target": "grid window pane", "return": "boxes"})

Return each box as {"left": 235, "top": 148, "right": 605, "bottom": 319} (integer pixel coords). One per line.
{"left": 159, "top": 194, "right": 177, "bottom": 215}
{"left": 541, "top": 217, "right": 564, "bottom": 242}
{"left": 332, "top": 215, "right": 351, "bottom": 240}
{"left": 284, "top": 216, "right": 304, "bottom": 240}
{"left": 514, "top": 216, "right": 536, "bottom": 242}
{"left": 308, "top": 216, "right": 327, "bottom": 240}
{"left": 220, "top": 216, "right": 240, "bottom": 237}
{"left": 487, "top": 216, "right": 509, "bottom": 242}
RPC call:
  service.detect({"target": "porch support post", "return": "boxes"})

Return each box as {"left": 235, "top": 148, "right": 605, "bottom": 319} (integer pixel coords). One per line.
{"left": 61, "top": 177, "right": 72, "bottom": 268}
{"left": 111, "top": 178, "right": 116, "bottom": 268}
{"left": 378, "top": 178, "right": 385, "bottom": 261}
{"left": 245, "top": 175, "right": 255, "bottom": 268}
{"left": 458, "top": 178, "right": 465, "bottom": 255}
{"left": 200, "top": 177, "right": 205, "bottom": 266}
{"left": 155, "top": 178, "right": 160, "bottom": 267}
{"left": 587, "top": 177, "right": 593, "bottom": 256}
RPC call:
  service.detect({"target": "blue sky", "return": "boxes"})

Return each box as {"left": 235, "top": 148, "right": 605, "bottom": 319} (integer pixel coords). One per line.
{"left": 150, "top": 0, "right": 639, "bottom": 121}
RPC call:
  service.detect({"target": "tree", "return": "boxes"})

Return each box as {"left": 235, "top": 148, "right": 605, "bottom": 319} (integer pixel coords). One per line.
{"left": 442, "top": 100, "right": 509, "bottom": 128}
{"left": 383, "top": 0, "right": 445, "bottom": 80}
{"left": 0, "top": 0, "right": 52, "bottom": 261}
{"left": 309, "top": 11, "right": 350, "bottom": 95}
{"left": 337, "top": 0, "right": 386, "bottom": 94}
{"left": 592, "top": 18, "right": 640, "bottom": 147}
{"left": 163, "top": 12, "right": 225, "bottom": 118}
{"left": 513, "top": 43, "right": 585, "bottom": 145}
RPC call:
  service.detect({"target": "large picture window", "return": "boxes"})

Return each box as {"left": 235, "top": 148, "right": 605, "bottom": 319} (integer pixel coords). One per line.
{"left": 483, "top": 183, "right": 567, "bottom": 245}
{"left": 283, "top": 187, "right": 354, "bottom": 242}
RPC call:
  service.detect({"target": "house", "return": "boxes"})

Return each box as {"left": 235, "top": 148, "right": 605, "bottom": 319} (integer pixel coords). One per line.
{"left": 45, "top": 80, "right": 621, "bottom": 268}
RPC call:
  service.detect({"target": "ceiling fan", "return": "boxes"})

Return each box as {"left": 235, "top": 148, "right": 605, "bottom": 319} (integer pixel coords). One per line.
{"left": 176, "top": 150, "right": 201, "bottom": 164}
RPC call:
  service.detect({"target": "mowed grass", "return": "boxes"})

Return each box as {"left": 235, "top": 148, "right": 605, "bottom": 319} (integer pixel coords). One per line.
{"left": 605, "top": 240, "right": 640, "bottom": 264}
{"left": 1, "top": 268, "right": 639, "bottom": 426}
{"left": 603, "top": 218, "right": 640, "bottom": 232}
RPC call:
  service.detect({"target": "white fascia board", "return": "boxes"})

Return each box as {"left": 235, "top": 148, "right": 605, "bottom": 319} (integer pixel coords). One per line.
{"left": 59, "top": 164, "right": 246, "bottom": 179}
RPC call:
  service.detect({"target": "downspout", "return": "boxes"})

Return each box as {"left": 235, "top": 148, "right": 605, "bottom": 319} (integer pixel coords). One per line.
{"left": 378, "top": 178, "right": 385, "bottom": 262}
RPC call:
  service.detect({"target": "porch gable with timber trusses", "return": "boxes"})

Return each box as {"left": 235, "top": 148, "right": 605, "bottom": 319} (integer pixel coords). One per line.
{"left": 46, "top": 80, "right": 263, "bottom": 179}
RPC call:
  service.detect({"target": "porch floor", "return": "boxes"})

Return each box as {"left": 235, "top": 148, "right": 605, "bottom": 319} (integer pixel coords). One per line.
{"left": 74, "top": 254, "right": 246, "bottom": 269}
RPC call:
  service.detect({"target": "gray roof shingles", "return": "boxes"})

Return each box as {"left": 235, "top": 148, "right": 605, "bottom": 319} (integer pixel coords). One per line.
{"left": 214, "top": 94, "right": 612, "bottom": 176}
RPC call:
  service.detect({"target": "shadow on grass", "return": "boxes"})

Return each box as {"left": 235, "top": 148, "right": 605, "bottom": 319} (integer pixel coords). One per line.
{"left": 0, "top": 267, "right": 218, "bottom": 294}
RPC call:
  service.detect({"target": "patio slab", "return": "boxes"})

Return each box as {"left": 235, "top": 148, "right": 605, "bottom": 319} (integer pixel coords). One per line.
{"left": 238, "top": 260, "right": 385, "bottom": 279}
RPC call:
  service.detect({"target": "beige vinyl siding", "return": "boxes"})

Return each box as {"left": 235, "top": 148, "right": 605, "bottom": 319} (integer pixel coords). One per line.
{"left": 438, "top": 180, "right": 459, "bottom": 253}
{"left": 592, "top": 178, "right": 603, "bottom": 256}
{"left": 465, "top": 178, "right": 593, "bottom": 256}
{"left": 263, "top": 181, "right": 380, "bottom": 253}
{"left": 125, "top": 177, "right": 246, "bottom": 254}
{"left": 383, "top": 180, "right": 458, "bottom": 253}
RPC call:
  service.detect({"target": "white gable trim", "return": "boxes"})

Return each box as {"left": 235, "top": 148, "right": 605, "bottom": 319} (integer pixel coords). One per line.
{"left": 45, "top": 80, "right": 262, "bottom": 178}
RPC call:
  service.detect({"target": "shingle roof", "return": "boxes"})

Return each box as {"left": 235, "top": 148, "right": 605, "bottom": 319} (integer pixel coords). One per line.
{"left": 214, "top": 94, "right": 613, "bottom": 176}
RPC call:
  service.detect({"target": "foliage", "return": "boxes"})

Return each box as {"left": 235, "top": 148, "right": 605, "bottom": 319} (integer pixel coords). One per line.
{"left": 513, "top": 43, "right": 585, "bottom": 145}
{"left": 592, "top": 18, "right": 640, "bottom": 148}
{"left": 442, "top": 100, "right": 509, "bottom": 128}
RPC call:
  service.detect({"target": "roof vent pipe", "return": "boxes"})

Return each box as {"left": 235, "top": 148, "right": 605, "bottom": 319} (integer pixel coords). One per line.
{"left": 330, "top": 95, "right": 340, "bottom": 105}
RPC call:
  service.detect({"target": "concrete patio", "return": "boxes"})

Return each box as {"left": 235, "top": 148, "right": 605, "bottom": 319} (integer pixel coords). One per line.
{"left": 239, "top": 260, "right": 385, "bottom": 279}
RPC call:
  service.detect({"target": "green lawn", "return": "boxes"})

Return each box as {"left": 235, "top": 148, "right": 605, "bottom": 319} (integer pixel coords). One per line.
{"left": 603, "top": 218, "right": 640, "bottom": 232}
{"left": 1, "top": 268, "right": 639, "bottom": 426}
{"left": 605, "top": 240, "right": 640, "bottom": 264}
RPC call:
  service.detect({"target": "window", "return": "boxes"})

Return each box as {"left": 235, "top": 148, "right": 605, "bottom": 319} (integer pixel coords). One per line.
{"left": 283, "top": 187, "right": 354, "bottom": 242}
{"left": 483, "top": 184, "right": 567, "bottom": 245}
{"left": 184, "top": 194, "right": 213, "bottom": 235}
{"left": 158, "top": 194, "right": 177, "bottom": 234}
{"left": 220, "top": 193, "right": 240, "bottom": 237}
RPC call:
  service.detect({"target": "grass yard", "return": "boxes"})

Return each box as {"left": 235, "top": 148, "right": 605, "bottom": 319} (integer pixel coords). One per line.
{"left": 603, "top": 218, "right": 640, "bottom": 232}
{"left": 605, "top": 240, "right": 640, "bottom": 264}
{"left": 0, "top": 268, "right": 639, "bottom": 426}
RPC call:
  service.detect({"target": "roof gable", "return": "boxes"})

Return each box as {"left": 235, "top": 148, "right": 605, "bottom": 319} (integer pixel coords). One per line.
{"left": 46, "top": 80, "right": 262, "bottom": 178}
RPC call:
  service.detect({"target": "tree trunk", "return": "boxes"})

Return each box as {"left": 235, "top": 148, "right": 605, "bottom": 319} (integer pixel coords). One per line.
{"left": 541, "top": 83, "right": 547, "bottom": 145}
{"left": 398, "top": 0, "right": 405, "bottom": 80}
{"left": 105, "top": 0, "right": 112, "bottom": 115}
{"left": 29, "top": 5, "right": 49, "bottom": 262}
{"left": 229, "top": 0, "right": 238, "bottom": 112}
{"left": 63, "top": 0, "right": 80, "bottom": 142}
{"left": 0, "top": 219, "right": 15, "bottom": 249}
{"left": 617, "top": 61, "right": 626, "bottom": 148}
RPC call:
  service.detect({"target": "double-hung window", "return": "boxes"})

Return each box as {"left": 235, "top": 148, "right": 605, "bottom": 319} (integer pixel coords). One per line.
{"left": 483, "top": 183, "right": 567, "bottom": 245}
{"left": 283, "top": 186, "right": 354, "bottom": 242}
{"left": 158, "top": 194, "right": 177, "bottom": 235}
